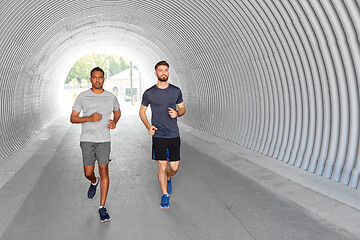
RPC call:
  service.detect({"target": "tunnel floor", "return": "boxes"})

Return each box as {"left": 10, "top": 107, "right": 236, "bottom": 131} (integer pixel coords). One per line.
{"left": 0, "top": 106, "right": 359, "bottom": 240}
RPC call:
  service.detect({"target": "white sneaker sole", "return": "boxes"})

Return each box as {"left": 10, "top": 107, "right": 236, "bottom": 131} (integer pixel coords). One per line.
{"left": 101, "top": 218, "right": 111, "bottom": 223}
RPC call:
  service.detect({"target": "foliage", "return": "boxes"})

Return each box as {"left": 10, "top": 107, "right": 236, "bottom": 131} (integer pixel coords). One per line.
{"left": 69, "top": 78, "right": 78, "bottom": 88}
{"left": 81, "top": 79, "right": 88, "bottom": 88}
{"left": 65, "top": 53, "right": 130, "bottom": 84}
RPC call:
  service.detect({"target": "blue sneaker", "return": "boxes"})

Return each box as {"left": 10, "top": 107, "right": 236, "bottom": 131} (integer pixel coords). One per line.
{"left": 87, "top": 177, "right": 99, "bottom": 199}
{"left": 167, "top": 178, "right": 172, "bottom": 195}
{"left": 160, "top": 194, "right": 170, "bottom": 209}
{"left": 99, "top": 207, "right": 111, "bottom": 222}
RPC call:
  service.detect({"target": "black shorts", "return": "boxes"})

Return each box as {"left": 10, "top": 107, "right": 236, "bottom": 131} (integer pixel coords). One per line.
{"left": 152, "top": 137, "right": 181, "bottom": 161}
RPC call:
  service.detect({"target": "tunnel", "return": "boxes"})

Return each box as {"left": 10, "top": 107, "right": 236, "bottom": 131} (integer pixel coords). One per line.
{"left": 2, "top": 0, "right": 360, "bottom": 187}
{"left": 1, "top": 0, "right": 360, "bottom": 238}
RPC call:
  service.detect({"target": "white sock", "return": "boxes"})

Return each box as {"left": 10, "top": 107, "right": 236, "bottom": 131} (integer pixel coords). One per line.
{"left": 92, "top": 177, "right": 99, "bottom": 185}
{"left": 99, "top": 206, "right": 105, "bottom": 209}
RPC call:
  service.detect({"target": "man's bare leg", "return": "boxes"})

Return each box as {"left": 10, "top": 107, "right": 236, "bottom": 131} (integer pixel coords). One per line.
{"left": 98, "top": 164, "right": 109, "bottom": 206}
{"left": 167, "top": 161, "right": 179, "bottom": 180}
{"left": 84, "top": 165, "right": 96, "bottom": 183}
{"left": 158, "top": 160, "right": 168, "bottom": 195}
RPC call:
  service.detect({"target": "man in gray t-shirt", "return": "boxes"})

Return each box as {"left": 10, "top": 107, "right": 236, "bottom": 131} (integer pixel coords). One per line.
{"left": 71, "top": 67, "right": 121, "bottom": 223}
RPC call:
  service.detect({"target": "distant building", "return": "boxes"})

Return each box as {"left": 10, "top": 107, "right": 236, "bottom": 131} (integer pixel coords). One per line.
{"left": 105, "top": 67, "right": 142, "bottom": 103}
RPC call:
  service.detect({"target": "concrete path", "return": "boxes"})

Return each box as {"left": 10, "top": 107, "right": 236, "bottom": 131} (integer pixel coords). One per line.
{"left": 0, "top": 107, "right": 358, "bottom": 240}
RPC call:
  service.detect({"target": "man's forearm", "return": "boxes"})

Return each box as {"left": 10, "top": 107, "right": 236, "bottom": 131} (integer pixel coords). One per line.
{"left": 70, "top": 115, "right": 92, "bottom": 124}
{"left": 113, "top": 116, "right": 120, "bottom": 124}
{"left": 139, "top": 111, "right": 151, "bottom": 130}
{"left": 178, "top": 107, "right": 186, "bottom": 117}
{"left": 113, "top": 110, "right": 121, "bottom": 124}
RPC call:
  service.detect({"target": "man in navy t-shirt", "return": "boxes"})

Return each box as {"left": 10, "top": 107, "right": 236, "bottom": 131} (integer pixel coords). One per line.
{"left": 139, "top": 61, "right": 186, "bottom": 209}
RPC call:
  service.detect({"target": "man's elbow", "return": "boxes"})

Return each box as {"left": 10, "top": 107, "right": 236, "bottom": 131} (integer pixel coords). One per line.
{"left": 139, "top": 110, "right": 144, "bottom": 117}
{"left": 181, "top": 107, "right": 186, "bottom": 116}
{"left": 70, "top": 116, "right": 77, "bottom": 124}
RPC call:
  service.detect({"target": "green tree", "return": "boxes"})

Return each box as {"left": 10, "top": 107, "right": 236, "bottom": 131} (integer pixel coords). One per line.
{"left": 69, "top": 78, "right": 78, "bottom": 88}
{"left": 65, "top": 53, "right": 130, "bottom": 84}
{"left": 81, "top": 79, "right": 88, "bottom": 88}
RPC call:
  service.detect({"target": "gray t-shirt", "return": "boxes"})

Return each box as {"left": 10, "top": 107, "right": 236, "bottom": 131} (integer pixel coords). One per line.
{"left": 72, "top": 89, "right": 120, "bottom": 142}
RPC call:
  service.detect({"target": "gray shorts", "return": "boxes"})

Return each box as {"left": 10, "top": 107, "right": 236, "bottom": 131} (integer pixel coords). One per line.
{"left": 80, "top": 142, "right": 111, "bottom": 166}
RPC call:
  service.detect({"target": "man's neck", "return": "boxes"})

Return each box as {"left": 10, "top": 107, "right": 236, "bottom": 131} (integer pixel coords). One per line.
{"left": 91, "top": 88, "right": 105, "bottom": 94}
{"left": 157, "top": 81, "right": 169, "bottom": 89}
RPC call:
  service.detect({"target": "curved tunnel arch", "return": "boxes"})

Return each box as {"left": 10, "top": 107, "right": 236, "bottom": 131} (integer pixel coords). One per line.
{"left": 1, "top": 0, "right": 360, "bottom": 190}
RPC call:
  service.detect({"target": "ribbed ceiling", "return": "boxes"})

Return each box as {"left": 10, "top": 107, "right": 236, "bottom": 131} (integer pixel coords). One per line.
{"left": 1, "top": 0, "right": 360, "bottom": 189}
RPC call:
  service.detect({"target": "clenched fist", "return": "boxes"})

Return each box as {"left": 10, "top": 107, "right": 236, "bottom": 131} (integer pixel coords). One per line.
{"left": 168, "top": 108, "right": 178, "bottom": 118}
{"left": 89, "top": 112, "right": 102, "bottom": 122}
{"left": 108, "top": 120, "right": 116, "bottom": 129}
{"left": 148, "top": 126, "right": 157, "bottom": 136}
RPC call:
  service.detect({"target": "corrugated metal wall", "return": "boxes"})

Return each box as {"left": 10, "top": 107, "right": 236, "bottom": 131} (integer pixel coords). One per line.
{"left": 1, "top": 0, "right": 360, "bottom": 189}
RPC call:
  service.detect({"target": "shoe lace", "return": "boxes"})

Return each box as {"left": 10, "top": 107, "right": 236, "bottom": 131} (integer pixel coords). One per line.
{"left": 162, "top": 195, "right": 169, "bottom": 204}
{"left": 99, "top": 207, "right": 107, "bottom": 215}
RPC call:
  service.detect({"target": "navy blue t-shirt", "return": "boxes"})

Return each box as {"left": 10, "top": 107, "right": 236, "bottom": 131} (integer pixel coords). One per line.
{"left": 141, "top": 84, "right": 183, "bottom": 138}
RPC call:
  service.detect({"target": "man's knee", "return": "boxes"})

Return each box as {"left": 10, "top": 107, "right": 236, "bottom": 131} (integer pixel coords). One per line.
{"left": 84, "top": 171, "right": 93, "bottom": 179}
{"left": 158, "top": 161, "right": 168, "bottom": 172}
{"left": 83, "top": 165, "right": 95, "bottom": 178}
{"left": 98, "top": 165, "right": 109, "bottom": 177}
{"left": 169, "top": 163, "right": 179, "bottom": 173}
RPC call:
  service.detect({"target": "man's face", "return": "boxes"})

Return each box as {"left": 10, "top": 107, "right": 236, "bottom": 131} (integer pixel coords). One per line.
{"left": 155, "top": 65, "right": 169, "bottom": 82}
{"left": 90, "top": 70, "right": 105, "bottom": 89}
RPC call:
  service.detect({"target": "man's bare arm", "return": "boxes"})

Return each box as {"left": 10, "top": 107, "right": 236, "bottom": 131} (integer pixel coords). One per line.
{"left": 70, "top": 110, "right": 102, "bottom": 124}
{"left": 177, "top": 102, "right": 186, "bottom": 117}
{"left": 168, "top": 102, "right": 186, "bottom": 118}
{"left": 139, "top": 104, "right": 157, "bottom": 135}
{"left": 113, "top": 109, "right": 121, "bottom": 124}
{"left": 108, "top": 109, "right": 121, "bottom": 129}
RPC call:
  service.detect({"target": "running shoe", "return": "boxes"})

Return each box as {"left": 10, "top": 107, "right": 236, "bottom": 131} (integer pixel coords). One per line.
{"left": 87, "top": 177, "right": 99, "bottom": 199}
{"left": 160, "top": 194, "right": 170, "bottom": 209}
{"left": 167, "top": 178, "right": 172, "bottom": 194}
{"left": 99, "top": 207, "right": 111, "bottom": 222}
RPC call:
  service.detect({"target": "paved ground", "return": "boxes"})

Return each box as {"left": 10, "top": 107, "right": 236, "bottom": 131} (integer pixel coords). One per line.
{"left": 0, "top": 107, "right": 359, "bottom": 239}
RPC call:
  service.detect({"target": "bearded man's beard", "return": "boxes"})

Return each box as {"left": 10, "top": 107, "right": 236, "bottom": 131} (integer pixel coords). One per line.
{"left": 158, "top": 75, "right": 168, "bottom": 82}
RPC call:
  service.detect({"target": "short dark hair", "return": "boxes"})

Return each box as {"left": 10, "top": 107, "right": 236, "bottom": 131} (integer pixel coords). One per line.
{"left": 155, "top": 61, "right": 169, "bottom": 70}
{"left": 90, "top": 67, "right": 104, "bottom": 77}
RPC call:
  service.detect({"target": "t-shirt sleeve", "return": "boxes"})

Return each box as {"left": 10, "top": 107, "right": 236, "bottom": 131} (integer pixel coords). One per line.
{"left": 176, "top": 89, "right": 183, "bottom": 104}
{"left": 141, "top": 90, "right": 150, "bottom": 106}
{"left": 113, "top": 96, "right": 120, "bottom": 111}
{"left": 72, "top": 94, "right": 83, "bottom": 113}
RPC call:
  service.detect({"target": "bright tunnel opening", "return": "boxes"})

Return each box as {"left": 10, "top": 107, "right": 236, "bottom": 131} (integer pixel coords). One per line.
{"left": 61, "top": 51, "right": 147, "bottom": 116}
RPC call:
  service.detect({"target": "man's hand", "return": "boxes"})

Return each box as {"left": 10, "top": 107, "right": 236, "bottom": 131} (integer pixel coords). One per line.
{"left": 148, "top": 126, "right": 158, "bottom": 136}
{"left": 108, "top": 120, "right": 116, "bottom": 129}
{"left": 89, "top": 112, "right": 102, "bottom": 122}
{"left": 168, "top": 108, "right": 178, "bottom": 118}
